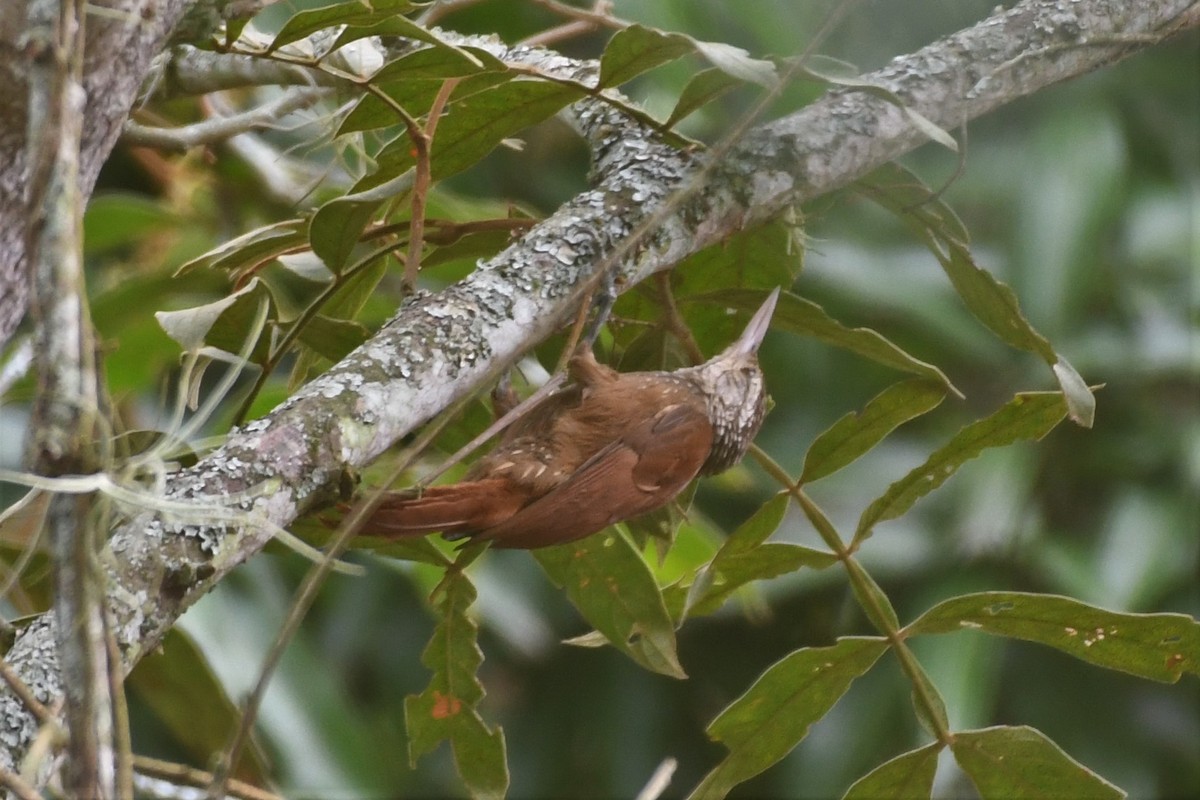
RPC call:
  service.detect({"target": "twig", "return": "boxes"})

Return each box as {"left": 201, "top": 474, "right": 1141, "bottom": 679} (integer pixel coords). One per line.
{"left": 0, "top": 658, "right": 52, "bottom": 724}
{"left": 555, "top": 288, "right": 595, "bottom": 374}
{"left": 634, "top": 757, "right": 677, "bottom": 800}
{"left": 404, "top": 77, "right": 461, "bottom": 289}
{"left": 122, "top": 87, "right": 330, "bottom": 152}
{"left": 108, "top": 625, "right": 134, "bottom": 799}
{"left": 0, "top": 766, "right": 41, "bottom": 800}
{"left": 526, "top": 0, "right": 622, "bottom": 32}
{"left": 520, "top": 19, "right": 602, "bottom": 49}
{"left": 134, "top": 755, "right": 281, "bottom": 800}
{"left": 26, "top": 0, "right": 120, "bottom": 794}
{"left": 655, "top": 273, "right": 704, "bottom": 365}
{"left": 418, "top": 0, "right": 489, "bottom": 27}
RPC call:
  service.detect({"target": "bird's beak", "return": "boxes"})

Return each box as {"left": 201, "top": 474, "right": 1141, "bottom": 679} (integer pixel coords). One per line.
{"left": 728, "top": 287, "right": 780, "bottom": 357}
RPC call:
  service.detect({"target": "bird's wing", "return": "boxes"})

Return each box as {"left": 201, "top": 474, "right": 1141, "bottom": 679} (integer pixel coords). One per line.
{"left": 478, "top": 403, "right": 713, "bottom": 549}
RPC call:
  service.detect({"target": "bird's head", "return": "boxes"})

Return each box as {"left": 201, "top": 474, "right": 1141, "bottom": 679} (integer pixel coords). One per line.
{"left": 690, "top": 288, "right": 779, "bottom": 474}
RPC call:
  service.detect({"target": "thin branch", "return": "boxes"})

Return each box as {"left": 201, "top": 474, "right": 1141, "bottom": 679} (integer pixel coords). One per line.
{"left": 404, "top": 77, "right": 461, "bottom": 290}
{"left": 134, "top": 755, "right": 281, "bottom": 800}
{"left": 122, "top": 87, "right": 330, "bottom": 152}
{"left": 0, "top": 658, "right": 53, "bottom": 725}
{"left": 0, "top": 766, "right": 41, "bottom": 800}
{"left": 25, "top": 0, "right": 119, "bottom": 795}
{"left": 656, "top": 273, "right": 704, "bottom": 365}
{"left": 526, "top": 0, "right": 622, "bottom": 33}
{"left": 520, "top": 0, "right": 620, "bottom": 50}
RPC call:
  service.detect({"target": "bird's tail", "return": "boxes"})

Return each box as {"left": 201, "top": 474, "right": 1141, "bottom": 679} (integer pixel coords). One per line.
{"left": 360, "top": 478, "right": 524, "bottom": 539}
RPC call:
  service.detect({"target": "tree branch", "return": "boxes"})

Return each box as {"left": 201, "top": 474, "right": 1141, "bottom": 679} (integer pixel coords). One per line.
{"left": 1, "top": 0, "right": 1196, "bottom": 778}
{"left": 24, "top": 0, "right": 120, "bottom": 794}
{"left": 122, "top": 86, "right": 330, "bottom": 152}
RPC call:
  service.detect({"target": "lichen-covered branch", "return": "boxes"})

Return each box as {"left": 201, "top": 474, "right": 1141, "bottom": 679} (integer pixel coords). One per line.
{"left": 1, "top": 0, "right": 1197, "bottom": 779}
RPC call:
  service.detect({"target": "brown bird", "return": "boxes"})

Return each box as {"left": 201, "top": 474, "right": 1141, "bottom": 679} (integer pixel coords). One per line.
{"left": 364, "top": 288, "right": 779, "bottom": 549}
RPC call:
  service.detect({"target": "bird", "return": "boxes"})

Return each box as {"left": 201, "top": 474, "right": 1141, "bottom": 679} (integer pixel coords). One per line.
{"left": 362, "top": 288, "right": 779, "bottom": 549}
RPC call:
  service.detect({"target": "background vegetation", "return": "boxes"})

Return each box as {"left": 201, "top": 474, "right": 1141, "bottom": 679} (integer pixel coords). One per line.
{"left": 1, "top": 1, "right": 1196, "bottom": 798}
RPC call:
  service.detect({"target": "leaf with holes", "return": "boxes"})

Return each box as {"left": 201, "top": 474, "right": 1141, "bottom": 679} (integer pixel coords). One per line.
{"left": 907, "top": 591, "right": 1200, "bottom": 683}
{"left": 536, "top": 531, "right": 685, "bottom": 679}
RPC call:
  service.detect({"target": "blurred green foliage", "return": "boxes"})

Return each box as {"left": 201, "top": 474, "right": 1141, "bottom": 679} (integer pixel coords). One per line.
{"left": 1, "top": 1, "right": 1196, "bottom": 798}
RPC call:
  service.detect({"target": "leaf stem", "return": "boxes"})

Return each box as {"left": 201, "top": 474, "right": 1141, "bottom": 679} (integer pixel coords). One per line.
{"left": 749, "top": 444, "right": 953, "bottom": 744}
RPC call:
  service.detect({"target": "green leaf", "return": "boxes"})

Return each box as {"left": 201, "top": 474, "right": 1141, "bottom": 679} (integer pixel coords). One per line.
{"left": 154, "top": 278, "right": 273, "bottom": 363}
{"left": 599, "top": 24, "right": 696, "bottom": 88}
{"left": 690, "top": 637, "right": 889, "bottom": 800}
{"left": 689, "top": 39, "right": 777, "bottom": 89}
{"left": 931, "top": 236, "right": 1055, "bottom": 361}
{"left": 801, "top": 380, "right": 947, "bottom": 484}
{"left": 339, "top": 72, "right": 513, "bottom": 135}
{"left": 903, "top": 106, "right": 959, "bottom": 152}
{"left": 905, "top": 656, "right": 950, "bottom": 739}
{"left": 665, "top": 67, "right": 744, "bottom": 128}
{"left": 535, "top": 531, "right": 686, "bottom": 679}
{"left": 699, "top": 289, "right": 960, "bottom": 395}
{"left": 269, "top": 0, "right": 422, "bottom": 52}
{"left": 366, "top": 78, "right": 585, "bottom": 185}
{"left": 686, "top": 494, "right": 837, "bottom": 619}
{"left": 357, "top": 535, "right": 453, "bottom": 566}
{"left": 599, "top": 24, "right": 776, "bottom": 91}
{"left": 842, "top": 742, "right": 942, "bottom": 800}
{"left": 691, "top": 543, "right": 837, "bottom": 621}
{"left": 173, "top": 219, "right": 307, "bottom": 278}
{"left": 295, "top": 314, "right": 369, "bottom": 363}
{"left": 309, "top": 172, "right": 415, "bottom": 271}
{"left": 952, "top": 726, "right": 1125, "bottom": 800}
{"left": 860, "top": 162, "right": 1096, "bottom": 422}
{"left": 329, "top": 12, "right": 478, "bottom": 54}
{"left": 907, "top": 591, "right": 1200, "bottom": 683}
{"left": 127, "top": 628, "right": 271, "bottom": 785}
{"left": 856, "top": 162, "right": 969, "bottom": 242}
{"left": 854, "top": 392, "right": 1068, "bottom": 544}
{"left": 369, "top": 44, "right": 500, "bottom": 82}
{"left": 404, "top": 563, "right": 509, "bottom": 799}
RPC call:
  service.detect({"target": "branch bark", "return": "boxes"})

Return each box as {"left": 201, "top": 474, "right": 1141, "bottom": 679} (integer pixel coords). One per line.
{"left": 0, "top": 0, "right": 1196, "bottom": 780}
{"left": 0, "top": 0, "right": 197, "bottom": 349}
{"left": 24, "top": 0, "right": 120, "bottom": 794}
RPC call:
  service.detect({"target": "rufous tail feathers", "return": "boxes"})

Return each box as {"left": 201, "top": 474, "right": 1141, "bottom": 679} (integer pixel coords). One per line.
{"left": 362, "top": 478, "right": 526, "bottom": 539}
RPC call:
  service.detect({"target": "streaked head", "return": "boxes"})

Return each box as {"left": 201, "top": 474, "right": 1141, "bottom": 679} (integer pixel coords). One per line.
{"left": 690, "top": 288, "right": 779, "bottom": 474}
